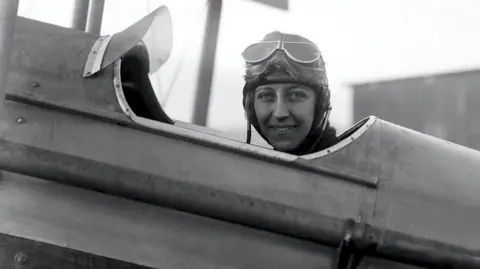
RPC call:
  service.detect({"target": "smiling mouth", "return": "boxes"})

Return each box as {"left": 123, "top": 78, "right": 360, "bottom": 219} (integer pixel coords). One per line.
{"left": 270, "top": 125, "right": 296, "bottom": 132}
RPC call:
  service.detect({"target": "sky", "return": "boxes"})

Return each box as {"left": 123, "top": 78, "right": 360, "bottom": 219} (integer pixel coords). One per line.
{"left": 18, "top": 0, "right": 480, "bottom": 140}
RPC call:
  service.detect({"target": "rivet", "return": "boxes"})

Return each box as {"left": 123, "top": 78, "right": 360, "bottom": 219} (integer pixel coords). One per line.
{"left": 86, "top": 71, "right": 91, "bottom": 75}
{"left": 16, "top": 117, "right": 26, "bottom": 124}
{"left": 92, "top": 50, "right": 97, "bottom": 54}
{"left": 14, "top": 252, "right": 29, "bottom": 267}
{"left": 31, "top": 82, "right": 40, "bottom": 88}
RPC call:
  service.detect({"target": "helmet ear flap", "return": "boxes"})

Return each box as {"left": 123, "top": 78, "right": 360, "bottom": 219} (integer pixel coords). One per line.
{"left": 318, "top": 82, "right": 329, "bottom": 100}
{"left": 243, "top": 91, "right": 256, "bottom": 122}
{"left": 313, "top": 85, "right": 330, "bottom": 114}
{"left": 243, "top": 90, "right": 256, "bottom": 144}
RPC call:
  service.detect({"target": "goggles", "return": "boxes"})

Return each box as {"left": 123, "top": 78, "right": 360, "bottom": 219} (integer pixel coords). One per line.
{"left": 242, "top": 40, "right": 322, "bottom": 65}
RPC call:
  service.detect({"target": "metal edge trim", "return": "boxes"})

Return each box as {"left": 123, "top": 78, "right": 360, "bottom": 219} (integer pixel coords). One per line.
{"left": 83, "top": 35, "right": 112, "bottom": 78}
{"left": 301, "top": 116, "right": 378, "bottom": 160}
{"left": 113, "top": 59, "right": 136, "bottom": 118}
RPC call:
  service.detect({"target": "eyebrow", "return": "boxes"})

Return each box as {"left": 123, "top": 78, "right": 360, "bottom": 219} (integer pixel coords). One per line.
{"left": 256, "top": 84, "right": 311, "bottom": 93}
{"left": 285, "top": 84, "right": 310, "bottom": 91}
{"left": 256, "top": 86, "right": 275, "bottom": 92}
{"left": 285, "top": 85, "right": 299, "bottom": 91}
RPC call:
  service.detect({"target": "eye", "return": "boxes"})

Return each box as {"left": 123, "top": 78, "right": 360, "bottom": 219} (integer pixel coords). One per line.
{"left": 287, "top": 91, "right": 307, "bottom": 101}
{"left": 257, "top": 92, "right": 275, "bottom": 102}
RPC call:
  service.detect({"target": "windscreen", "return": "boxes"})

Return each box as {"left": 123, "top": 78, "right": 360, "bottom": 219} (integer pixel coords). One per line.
{"left": 96, "top": 5, "right": 173, "bottom": 75}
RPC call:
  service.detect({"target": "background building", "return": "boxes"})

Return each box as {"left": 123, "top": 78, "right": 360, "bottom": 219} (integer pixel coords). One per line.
{"left": 352, "top": 69, "right": 480, "bottom": 150}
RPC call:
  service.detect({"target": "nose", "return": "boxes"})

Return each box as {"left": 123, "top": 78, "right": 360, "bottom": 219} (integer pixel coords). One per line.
{"left": 273, "top": 98, "right": 289, "bottom": 119}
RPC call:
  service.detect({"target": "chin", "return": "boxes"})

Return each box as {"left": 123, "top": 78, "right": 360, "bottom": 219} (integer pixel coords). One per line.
{"left": 272, "top": 141, "right": 298, "bottom": 153}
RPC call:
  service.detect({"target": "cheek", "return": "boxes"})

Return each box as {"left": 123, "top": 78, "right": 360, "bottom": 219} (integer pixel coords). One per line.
{"left": 294, "top": 102, "right": 316, "bottom": 126}
{"left": 253, "top": 102, "right": 270, "bottom": 122}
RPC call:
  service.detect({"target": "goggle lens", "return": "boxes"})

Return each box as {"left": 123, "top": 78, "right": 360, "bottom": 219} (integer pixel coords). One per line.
{"left": 242, "top": 41, "right": 321, "bottom": 64}
{"left": 242, "top": 42, "right": 279, "bottom": 63}
{"left": 283, "top": 42, "right": 320, "bottom": 63}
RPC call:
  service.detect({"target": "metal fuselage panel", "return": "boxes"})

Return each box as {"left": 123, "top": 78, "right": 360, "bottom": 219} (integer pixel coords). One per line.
{"left": 312, "top": 117, "right": 480, "bottom": 250}
{"left": 373, "top": 121, "right": 480, "bottom": 250}
{"left": 0, "top": 172, "right": 334, "bottom": 269}
{"left": 7, "top": 16, "right": 123, "bottom": 114}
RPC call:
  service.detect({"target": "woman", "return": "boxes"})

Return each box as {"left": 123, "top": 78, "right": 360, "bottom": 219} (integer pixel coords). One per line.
{"left": 242, "top": 31, "right": 338, "bottom": 155}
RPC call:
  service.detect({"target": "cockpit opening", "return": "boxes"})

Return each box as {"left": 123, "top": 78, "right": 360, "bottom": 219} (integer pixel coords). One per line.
{"left": 120, "top": 44, "right": 174, "bottom": 124}
{"left": 336, "top": 116, "right": 371, "bottom": 141}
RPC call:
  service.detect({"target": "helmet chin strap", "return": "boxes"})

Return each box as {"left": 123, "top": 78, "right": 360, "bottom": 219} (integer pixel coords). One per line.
{"left": 246, "top": 121, "right": 252, "bottom": 144}
{"left": 320, "top": 105, "right": 332, "bottom": 133}
{"left": 302, "top": 105, "right": 332, "bottom": 154}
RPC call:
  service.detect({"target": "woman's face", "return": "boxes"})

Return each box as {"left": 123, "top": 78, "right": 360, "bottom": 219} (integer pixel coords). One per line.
{"left": 254, "top": 83, "right": 316, "bottom": 152}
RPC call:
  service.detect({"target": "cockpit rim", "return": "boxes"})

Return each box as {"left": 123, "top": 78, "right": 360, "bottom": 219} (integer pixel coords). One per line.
{"left": 302, "top": 116, "right": 377, "bottom": 160}
{"left": 114, "top": 55, "right": 377, "bottom": 160}
{"left": 113, "top": 57, "right": 378, "bottom": 188}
